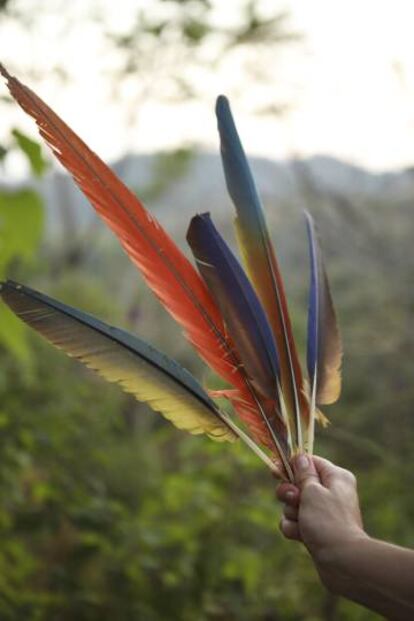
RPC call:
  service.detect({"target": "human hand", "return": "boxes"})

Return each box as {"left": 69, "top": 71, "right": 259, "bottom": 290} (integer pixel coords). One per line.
{"left": 277, "top": 456, "right": 414, "bottom": 617}
{"left": 277, "top": 455, "right": 367, "bottom": 564}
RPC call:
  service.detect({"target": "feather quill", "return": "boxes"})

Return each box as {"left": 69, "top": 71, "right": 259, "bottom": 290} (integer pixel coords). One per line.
{"left": 215, "top": 95, "right": 307, "bottom": 450}
{"left": 305, "top": 212, "right": 342, "bottom": 453}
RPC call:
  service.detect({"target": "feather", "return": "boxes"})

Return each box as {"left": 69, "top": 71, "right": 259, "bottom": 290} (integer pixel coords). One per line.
{"left": 215, "top": 95, "right": 307, "bottom": 450}
{"left": 0, "top": 66, "right": 293, "bottom": 472}
{"left": 187, "top": 213, "right": 280, "bottom": 400}
{"left": 305, "top": 212, "right": 342, "bottom": 453}
{"left": 0, "top": 280, "right": 238, "bottom": 441}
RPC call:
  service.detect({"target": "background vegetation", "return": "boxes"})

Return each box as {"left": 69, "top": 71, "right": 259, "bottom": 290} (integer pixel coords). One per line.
{"left": 1, "top": 2, "right": 413, "bottom": 620}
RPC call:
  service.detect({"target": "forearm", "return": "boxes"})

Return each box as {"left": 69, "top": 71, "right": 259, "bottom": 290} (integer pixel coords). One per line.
{"left": 317, "top": 537, "right": 414, "bottom": 620}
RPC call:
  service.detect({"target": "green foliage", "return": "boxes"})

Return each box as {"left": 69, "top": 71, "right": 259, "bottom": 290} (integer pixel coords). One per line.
{"left": 0, "top": 188, "right": 44, "bottom": 361}
{"left": 0, "top": 334, "right": 324, "bottom": 621}
{"left": 0, "top": 125, "right": 46, "bottom": 360}
{"left": 0, "top": 189, "right": 43, "bottom": 274}
{"left": 11, "top": 129, "right": 49, "bottom": 178}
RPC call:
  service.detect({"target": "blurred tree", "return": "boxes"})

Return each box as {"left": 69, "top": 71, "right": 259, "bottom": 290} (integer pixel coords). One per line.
{"left": 0, "top": 0, "right": 299, "bottom": 135}
{"left": 107, "top": 0, "right": 299, "bottom": 112}
{"left": 0, "top": 128, "right": 46, "bottom": 360}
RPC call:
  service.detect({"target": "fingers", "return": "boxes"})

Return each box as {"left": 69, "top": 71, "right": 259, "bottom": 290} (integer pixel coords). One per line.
{"left": 292, "top": 454, "right": 321, "bottom": 490}
{"left": 276, "top": 483, "right": 300, "bottom": 506}
{"left": 279, "top": 517, "right": 301, "bottom": 541}
{"left": 283, "top": 504, "right": 298, "bottom": 522}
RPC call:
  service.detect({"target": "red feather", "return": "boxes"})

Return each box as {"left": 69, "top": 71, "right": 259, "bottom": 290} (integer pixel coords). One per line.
{"left": 0, "top": 64, "right": 235, "bottom": 382}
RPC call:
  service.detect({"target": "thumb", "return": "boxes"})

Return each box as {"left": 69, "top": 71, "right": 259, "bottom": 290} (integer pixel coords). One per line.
{"left": 293, "top": 454, "right": 321, "bottom": 490}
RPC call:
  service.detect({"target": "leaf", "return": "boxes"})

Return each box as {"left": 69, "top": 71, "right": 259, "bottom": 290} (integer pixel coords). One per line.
{"left": 12, "top": 128, "right": 48, "bottom": 177}
{"left": 0, "top": 188, "right": 44, "bottom": 270}
{"left": 0, "top": 188, "right": 44, "bottom": 359}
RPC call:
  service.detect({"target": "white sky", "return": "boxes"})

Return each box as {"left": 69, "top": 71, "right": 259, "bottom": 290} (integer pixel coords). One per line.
{"left": 2, "top": 0, "right": 414, "bottom": 173}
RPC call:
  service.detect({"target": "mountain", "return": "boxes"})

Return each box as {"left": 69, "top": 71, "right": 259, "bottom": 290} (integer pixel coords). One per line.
{"left": 34, "top": 151, "right": 414, "bottom": 244}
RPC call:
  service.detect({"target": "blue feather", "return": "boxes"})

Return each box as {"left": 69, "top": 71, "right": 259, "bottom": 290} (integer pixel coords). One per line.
{"left": 187, "top": 213, "right": 280, "bottom": 400}
{"left": 216, "top": 95, "right": 305, "bottom": 451}
{"left": 215, "top": 95, "right": 265, "bottom": 230}
{"left": 305, "top": 211, "right": 342, "bottom": 453}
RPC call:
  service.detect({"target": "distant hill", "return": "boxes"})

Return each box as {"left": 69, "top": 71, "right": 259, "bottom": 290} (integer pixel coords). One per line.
{"left": 35, "top": 151, "right": 414, "bottom": 243}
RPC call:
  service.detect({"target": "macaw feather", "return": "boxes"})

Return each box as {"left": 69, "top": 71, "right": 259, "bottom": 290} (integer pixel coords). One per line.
{"left": 0, "top": 281, "right": 236, "bottom": 441}
{"left": 305, "top": 211, "right": 342, "bottom": 453}
{"left": 187, "top": 213, "right": 280, "bottom": 401}
{"left": 0, "top": 64, "right": 241, "bottom": 394}
{"left": 215, "top": 94, "right": 307, "bottom": 451}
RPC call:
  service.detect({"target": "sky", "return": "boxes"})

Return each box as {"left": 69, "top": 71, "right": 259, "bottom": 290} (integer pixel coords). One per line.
{"left": 2, "top": 0, "right": 414, "bottom": 175}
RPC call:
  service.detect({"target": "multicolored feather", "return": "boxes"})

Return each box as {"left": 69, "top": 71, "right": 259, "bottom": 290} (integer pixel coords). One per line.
{"left": 215, "top": 94, "right": 307, "bottom": 451}
{"left": 305, "top": 212, "right": 342, "bottom": 453}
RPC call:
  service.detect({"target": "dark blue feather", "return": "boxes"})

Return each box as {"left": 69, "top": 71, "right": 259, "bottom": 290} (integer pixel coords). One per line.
{"left": 187, "top": 213, "right": 280, "bottom": 400}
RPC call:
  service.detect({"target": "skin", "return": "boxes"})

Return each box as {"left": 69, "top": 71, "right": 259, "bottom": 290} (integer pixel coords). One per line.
{"left": 277, "top": 455, "right": 414, "bottom": 620}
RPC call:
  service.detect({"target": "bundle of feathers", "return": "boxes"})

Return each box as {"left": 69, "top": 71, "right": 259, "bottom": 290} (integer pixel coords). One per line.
{"left": 0, "top": 65, "right": 342, "bottom": 482}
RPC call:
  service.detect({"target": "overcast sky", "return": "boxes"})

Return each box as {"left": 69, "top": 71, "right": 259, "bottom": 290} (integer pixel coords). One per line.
{"left": 2, "top": 0, "right": 414, "bottom": 175}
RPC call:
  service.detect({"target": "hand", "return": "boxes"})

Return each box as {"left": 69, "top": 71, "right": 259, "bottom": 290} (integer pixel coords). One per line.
{"left": 277, "top": 455, "right": 414, "bottom": 619}
{"left": 277, "top": 455, "right": 367, "bottom": 565}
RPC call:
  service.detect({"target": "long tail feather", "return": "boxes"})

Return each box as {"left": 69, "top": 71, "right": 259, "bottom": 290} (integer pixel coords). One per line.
{"left": 215, "top": 95, "right": 307, "bottom": 450}
{"left": 305, "top": 212, "right": 342, "bottom": 453}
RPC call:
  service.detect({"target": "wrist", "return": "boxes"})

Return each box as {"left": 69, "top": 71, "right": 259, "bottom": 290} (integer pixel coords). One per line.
{"left": 312, "top": 531, "right": 371, "bottom": 594}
